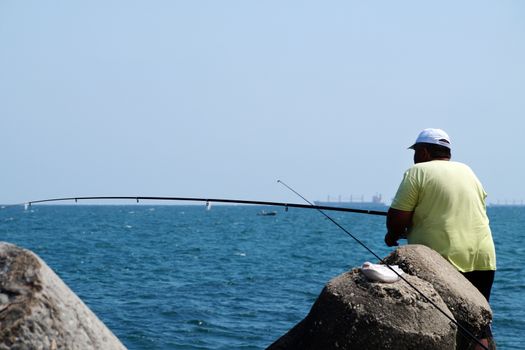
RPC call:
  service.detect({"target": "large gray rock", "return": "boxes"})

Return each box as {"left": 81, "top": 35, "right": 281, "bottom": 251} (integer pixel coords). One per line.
{"left": 384, "top": 244, "right": 493, "bottom": 348}
{"left": 267, "top": 244, "right": 494, "bottom": 350}
{"left": 0, "top": 242, "right": 126, "bottom": 350}
{"left": 267, "top": 268, "right": 456, "bottom": 350}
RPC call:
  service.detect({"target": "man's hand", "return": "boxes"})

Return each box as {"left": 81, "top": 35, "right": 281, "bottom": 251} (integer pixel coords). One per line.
{"left": 386, "top": 208, "right": 413, "bottom": 247}
{"left": 384, "top": 232, "right": 399, "bottom": 247}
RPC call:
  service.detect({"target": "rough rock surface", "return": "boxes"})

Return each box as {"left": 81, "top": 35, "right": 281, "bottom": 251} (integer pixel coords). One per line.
{"left": 267, "top": 268, "right": 456, "bottom": 350}
{"left": 383, "top": 244, "right": 492, "bottom": 348}
{"left": 267, "top": 244, "right": 494, "bottom": 350}
{"left": 0, "top": 242, "right": 126, "bottom": 350}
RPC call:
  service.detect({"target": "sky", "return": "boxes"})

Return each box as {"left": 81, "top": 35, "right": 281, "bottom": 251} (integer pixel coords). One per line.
{"left": 1, "top": 1, "right": 524, "bottom": 205}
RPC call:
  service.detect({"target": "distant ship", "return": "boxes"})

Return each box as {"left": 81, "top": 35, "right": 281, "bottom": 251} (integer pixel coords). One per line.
{"left": 257, "top": 210, "right": 277, "bottom": 216}
{"left": 314, "top": 194, "right": 387, "bottom": 208}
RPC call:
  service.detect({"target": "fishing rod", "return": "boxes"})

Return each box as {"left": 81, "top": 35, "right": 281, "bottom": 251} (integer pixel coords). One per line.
{"left": 277, "top": 180, "right": 488, "bottom": 350}
{"left": 24, "top": 195, "right": 387, "bottom": 216}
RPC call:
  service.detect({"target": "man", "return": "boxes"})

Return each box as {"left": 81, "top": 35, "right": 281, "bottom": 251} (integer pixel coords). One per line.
{"left": 385, "top": 128, "right": 496, "bottom": 349}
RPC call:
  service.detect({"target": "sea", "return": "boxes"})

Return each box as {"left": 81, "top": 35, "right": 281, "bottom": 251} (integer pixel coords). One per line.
{"left": 0, "top": 204, "right": 523, "bottom": 349}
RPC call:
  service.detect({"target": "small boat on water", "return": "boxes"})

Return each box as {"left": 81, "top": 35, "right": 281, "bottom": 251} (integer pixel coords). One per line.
{"left": 257, "top": 210, "right": 277, "bottom": 216}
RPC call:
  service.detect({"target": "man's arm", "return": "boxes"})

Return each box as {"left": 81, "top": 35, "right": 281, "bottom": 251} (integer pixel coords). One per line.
{"left": 385, "top": 207, "right": 413, "bottom": 247}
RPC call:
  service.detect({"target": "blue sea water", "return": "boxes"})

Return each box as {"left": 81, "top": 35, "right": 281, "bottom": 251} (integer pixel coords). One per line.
{"left": 0, "top": 204, "right": 523, "bottom": 349}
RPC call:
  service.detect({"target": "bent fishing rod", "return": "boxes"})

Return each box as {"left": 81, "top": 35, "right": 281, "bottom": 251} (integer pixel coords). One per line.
{"left": 277, "top": 180, "right": 488, "bottom": 350}
{"left": 24, "top": 195, "right": 387, "bottom": 216}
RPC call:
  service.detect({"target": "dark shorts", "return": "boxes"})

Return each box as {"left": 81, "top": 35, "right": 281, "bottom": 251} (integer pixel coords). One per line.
{"left": 461, "top": 270, "right": 495, "bottom": 302}
{"left": 461, "top": 270, "right": 495, "bottom": 339}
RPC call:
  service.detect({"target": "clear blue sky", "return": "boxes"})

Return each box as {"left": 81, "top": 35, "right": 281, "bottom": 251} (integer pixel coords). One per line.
{"left": 1, "top": 1, "right": 524, "bottom": 205}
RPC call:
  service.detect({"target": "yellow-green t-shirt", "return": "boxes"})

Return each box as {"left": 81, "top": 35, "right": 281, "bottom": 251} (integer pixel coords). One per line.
{"left": 391, "top": 160, "right": 496, "bottom": 272}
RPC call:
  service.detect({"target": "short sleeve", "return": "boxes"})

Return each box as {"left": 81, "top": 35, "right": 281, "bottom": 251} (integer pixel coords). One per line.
{"left": 391, "top": 169, "right": 419, "bottom": 211}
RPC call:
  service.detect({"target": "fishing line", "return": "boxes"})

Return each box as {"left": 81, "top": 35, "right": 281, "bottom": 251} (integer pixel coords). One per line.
{"left": 277, "top": 180, "right": 488, "bottom": 350}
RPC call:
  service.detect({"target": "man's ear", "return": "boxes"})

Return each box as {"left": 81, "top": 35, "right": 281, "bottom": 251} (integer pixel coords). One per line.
{"left": 421, "top": 146, "right": 432, "bottom": 160}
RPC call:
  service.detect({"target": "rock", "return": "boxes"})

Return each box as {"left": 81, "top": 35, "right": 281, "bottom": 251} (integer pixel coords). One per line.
{"left": 267, "top": 268, "right": 456, "bottom": 350}
{"left": 383, "top": 244, "right": 493, "bottom": 348}
{"left": 267, "top": 244, "right": 494, "bottom": 350}
{"left": 0, "top": 242, "right": 126, "bottom": 350}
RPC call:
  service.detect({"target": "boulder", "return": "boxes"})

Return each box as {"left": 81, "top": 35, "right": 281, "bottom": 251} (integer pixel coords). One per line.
{"left": 0, "top": 242, "right": 126, "bottom": 350}
{"left": 267, "top": 244, "right": 494, "bottom": 350}
{"left": 384, "top": 244, "right": 493, "bottom": 348}
{"left": 267, "top": 268, "right": 456, "bottom": 350}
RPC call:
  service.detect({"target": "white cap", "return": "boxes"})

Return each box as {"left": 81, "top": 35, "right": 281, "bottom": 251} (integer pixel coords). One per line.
{"left": 409, "top": 128, "right": 451, "bottom": 149}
